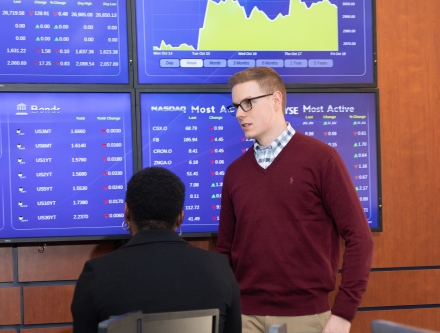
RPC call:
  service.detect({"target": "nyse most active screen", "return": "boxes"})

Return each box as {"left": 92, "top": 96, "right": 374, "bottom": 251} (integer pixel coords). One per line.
{"left": 141, "top": 92, "right": 380, "bottom": 232}
{"left": 136, "top": 0, "right": 375, "bottom": 85}
{"left": 0, "top": 92, "right": 133, "bottom": 241}
{"left": 0, "top": 0, "right": 129, "bottom": 84}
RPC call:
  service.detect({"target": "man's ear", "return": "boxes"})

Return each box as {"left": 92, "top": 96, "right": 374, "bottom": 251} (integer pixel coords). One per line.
{"left": 272, "top": 90, "right": 283, "bottom": 112}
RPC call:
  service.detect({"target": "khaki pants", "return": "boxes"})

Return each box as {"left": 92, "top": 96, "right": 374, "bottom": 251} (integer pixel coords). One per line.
{"left": 242, "top": 311, "right": 331, "bottom": 333}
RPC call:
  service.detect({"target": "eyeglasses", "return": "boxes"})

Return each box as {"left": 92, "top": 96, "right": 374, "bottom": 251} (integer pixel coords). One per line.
{"left": 226, "top": 93, "right": 274, "bottom": 116}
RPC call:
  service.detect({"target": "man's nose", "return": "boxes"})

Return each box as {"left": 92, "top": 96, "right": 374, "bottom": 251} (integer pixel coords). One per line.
{"left": 235, "top": 106, "right": 246, "bottom": 119}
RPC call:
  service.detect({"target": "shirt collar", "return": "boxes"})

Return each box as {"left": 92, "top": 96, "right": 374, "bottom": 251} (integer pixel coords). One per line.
{"left": 254, "top": 122, "right": 295, "bottom": 150}
{"left": 123, "top": 228, "right": 187, "bottom": 248}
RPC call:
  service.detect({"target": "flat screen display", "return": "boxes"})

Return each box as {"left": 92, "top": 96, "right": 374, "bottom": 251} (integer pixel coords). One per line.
{"left": 136, "top": 0, "right": 375, "bottom": 85}
{"left": 0, "top": 0, "right": 129, "bottom": 84}
{"left": 140, "top": 91, "right": 381, "bottom": 233}
{"left": 0, "top": 92, "right": 133, "bottom": 242}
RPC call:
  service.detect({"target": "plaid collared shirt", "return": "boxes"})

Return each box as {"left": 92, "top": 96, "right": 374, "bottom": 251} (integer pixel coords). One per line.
{"left": 254, "top": 123, "right": 295, "bottom": 169}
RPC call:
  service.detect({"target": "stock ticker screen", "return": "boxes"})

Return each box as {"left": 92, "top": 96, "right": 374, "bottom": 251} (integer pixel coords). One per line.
{"left": 136, "top": 0, "right": 375, "bottom": 85}
{"left": 0, "top": 92, "right": 133, "bottom": 241}
{"left": 0, "top": 0, "right": 129, "bottom": 84}
{"left": 141, "top": 92, "right": 380, "bottom": 232}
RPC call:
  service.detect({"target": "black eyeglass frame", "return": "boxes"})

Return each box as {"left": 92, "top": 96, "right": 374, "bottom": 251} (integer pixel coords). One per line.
{"left": 226, "top": 93, "right": 274, "bottom": 116}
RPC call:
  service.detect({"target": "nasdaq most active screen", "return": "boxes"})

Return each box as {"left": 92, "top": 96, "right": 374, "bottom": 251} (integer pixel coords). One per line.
{"left": 0, "top": 92, "right": 133, "bottom": 242}
{"left": 136, "top": 0, "right": 375, "bottom": 85}
{"left": 141, "top": 92, "right": 380, "bottom": 232}
{"left": 0, "top": 0, "right": 129, "bottom": 84}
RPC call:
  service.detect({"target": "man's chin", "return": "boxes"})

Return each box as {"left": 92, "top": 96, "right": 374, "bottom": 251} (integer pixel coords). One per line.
{"left": 241, "top": 129, "right": 253, "bottom": 139}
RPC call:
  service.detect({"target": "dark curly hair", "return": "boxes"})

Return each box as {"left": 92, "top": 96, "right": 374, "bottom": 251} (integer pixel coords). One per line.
{"left": 125, "top": 167, "right": 185, "bottom": 230}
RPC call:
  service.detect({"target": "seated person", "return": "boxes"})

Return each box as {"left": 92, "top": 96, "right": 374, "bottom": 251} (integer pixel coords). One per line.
{"left": 71, "top": 167, "right": 241, "bottom": 333}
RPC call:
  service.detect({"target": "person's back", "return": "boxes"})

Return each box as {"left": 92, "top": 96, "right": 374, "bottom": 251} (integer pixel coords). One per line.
{"left": 71, "top": 167, "right": 241, "bottom": 333}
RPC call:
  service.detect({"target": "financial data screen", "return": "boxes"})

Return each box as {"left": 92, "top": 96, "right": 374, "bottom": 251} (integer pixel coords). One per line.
{"left": 0, "top": 92, "right": 133, "bottom": 241}
{"left": 136, "top": 0, "right": 375, "bottom": 85}
{"left": 141, "top": 92, "right": 380, "bottom": 232}
{"left": 0, "top": 0, "right": 129, "bottom": 84}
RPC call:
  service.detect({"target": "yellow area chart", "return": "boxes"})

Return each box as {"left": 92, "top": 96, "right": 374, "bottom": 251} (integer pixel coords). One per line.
{"left": 154, "top": 0, "right": 339, "bottom": 51}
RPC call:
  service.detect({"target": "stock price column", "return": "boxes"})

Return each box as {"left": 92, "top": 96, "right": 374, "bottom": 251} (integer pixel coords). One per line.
{"left": 141, "top": 93, "right": 251, "bottom": 233}
{"left": 285, "top": 92, "right": 379, "bottom": 228}
{"left": 350, "top": 114, "right": 373, "bottom": 221}
{"left": 6, "top": 93, "right": 132, "bottom": 238}
{"left": 0, "top": 0, "right": 128, "bottom": 84}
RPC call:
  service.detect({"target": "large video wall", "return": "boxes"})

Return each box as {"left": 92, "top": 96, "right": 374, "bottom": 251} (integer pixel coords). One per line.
{"left": 0, "top": 0, "right": 380, "bottom": 242}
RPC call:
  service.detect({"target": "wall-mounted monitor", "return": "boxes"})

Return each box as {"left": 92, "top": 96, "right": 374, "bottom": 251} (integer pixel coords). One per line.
{"left": 139, "top": 90, "right": 381, "bottom": 234}
{"left": 0, "top": 0, "right": 130, "bottom": 84}
{"left": 135, "top": 0, "right": 376, "bottom": 86}
{"left": 0, "top": 92, "right": 134, "bottom": 243}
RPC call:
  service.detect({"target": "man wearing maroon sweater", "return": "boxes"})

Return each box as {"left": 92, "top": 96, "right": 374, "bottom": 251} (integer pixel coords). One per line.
{"left": 216, "top": 67, "right": 374, "bottom": 333}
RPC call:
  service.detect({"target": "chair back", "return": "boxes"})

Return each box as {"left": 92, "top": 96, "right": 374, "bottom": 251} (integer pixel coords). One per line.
{"left": 98, "top": 308, "right": 219, "bottom": 333}
{"left": 372, "top": 320, "right": 439, "bottom": 333}
{"left": 98, "top": 311, "right": 142, "bottom": 333}
{"left": 142, "top": 309, "right": 220, "bottom": 333}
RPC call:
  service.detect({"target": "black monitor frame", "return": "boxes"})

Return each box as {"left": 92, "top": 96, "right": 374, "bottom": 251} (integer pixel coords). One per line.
{"left": 0, "top": 0, "right": 135, "bottom": 88}
{"left": 0, "top": 87, "right": 381, "bottom": 244}
{"left": 137, "top": 88, "right": 382, "bottom": 234}
{"left": 0, "top": 88, "right": 137, "bottom": 244}
{"left": 131, "top": 0, "right": 378, "bottom": 89}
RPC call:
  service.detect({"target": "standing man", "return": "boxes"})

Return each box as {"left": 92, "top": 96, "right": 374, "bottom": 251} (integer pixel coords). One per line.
{"left": 217, "top": 67, "right": 374, "bottom": 333}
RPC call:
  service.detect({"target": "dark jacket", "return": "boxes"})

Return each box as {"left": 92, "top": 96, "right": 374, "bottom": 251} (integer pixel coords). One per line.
{"left": 71, "top": 229, "right": 241, "bottom": 333}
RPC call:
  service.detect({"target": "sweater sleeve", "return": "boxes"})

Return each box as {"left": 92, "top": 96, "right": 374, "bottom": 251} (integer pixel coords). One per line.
{"left": 71, "top": 261, "right": 100, "bottom": 333}
{"left": 321, "top": 152, "right": 374, "bottom": 322}
{"left": 216, "top": 168, "right": 236, "bottom": 266}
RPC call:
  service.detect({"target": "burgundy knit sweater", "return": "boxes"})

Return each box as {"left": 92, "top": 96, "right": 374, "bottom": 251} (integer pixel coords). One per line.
{"left": 217, "top": 132, "right": 374, "bottom": 322}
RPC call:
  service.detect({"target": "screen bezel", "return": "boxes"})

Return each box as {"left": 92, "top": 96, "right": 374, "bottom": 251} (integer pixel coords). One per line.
{"left": 132, "top": 0, "right": 378, "bottom": 88}
{"left": 0, "top": 88, "right": 381, "bottom": 244}
{"left": 0, "top": 0, "right": 134, "bottom": 88}
{"left": 137, "top": 88, "right": 383, "bottom": 234}
{"left": 0, "top": 88, "right": 137, "bottom": 244}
